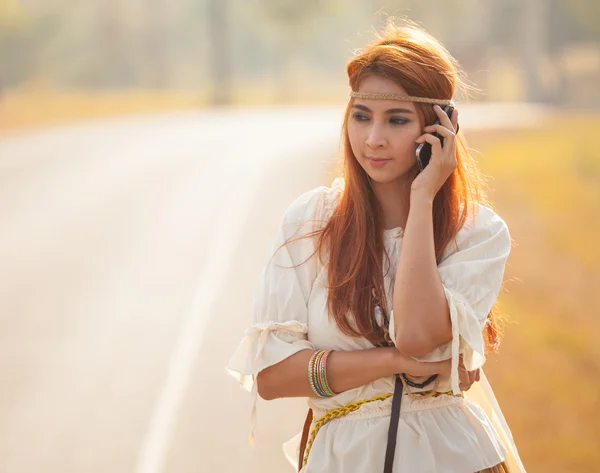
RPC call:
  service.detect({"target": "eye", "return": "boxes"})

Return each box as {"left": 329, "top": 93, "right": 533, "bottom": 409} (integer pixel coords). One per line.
{"left": 389, "top": 117, "right": 408, "bottom": 125}
{"left": 352, "top": 112, "right": 369, "bottom": 122}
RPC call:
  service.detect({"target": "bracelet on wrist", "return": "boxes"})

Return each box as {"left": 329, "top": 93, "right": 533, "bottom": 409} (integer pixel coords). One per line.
{"left": 308, "top": 350, "right": 337, "bottom": 398}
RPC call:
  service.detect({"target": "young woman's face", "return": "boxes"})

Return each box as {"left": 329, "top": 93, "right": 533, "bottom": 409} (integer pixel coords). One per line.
{"left": 347, "top": 75, "right": 423, "bottom": 185}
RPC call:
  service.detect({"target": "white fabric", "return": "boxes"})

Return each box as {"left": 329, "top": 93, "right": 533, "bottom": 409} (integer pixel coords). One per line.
{"left": 464, "top": 372, "right": 527, "bottom": 473}
{"left": 227, "top": 177, "right": 527, "bottom": 473}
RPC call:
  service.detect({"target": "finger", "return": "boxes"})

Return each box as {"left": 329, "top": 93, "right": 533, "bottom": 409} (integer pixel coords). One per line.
{"left": 459, "top": 379, "right": 473, "bottom": 391}
{"left": 414, "top": 133, "right": 442, "bottom": 153}
{"left": 465, "top": 369, "right": 480, "bottom": 387}
{"left": 423, "top": 124, "right": 456, "bottom": 140}
{"left": 433, "top": 104, "right": 454, "bottom": 130}
{"left": 467, "top": 369, "right": 475, "bottom": 387}
{"left": 458, "top": 354, "right": 467, "bottom": 372}
{"left": 451, "top": 108, "right": 459, "bottom": 133}
{"left": 458, "top": 366, "right": 469, "bottom": 389}
{"left": 468, "top": 370, "right": 476, "bottom": 385}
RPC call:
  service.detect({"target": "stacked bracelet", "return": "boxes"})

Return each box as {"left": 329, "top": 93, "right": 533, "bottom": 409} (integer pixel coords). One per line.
{"left": 308, "top": 350, "right": 337, "bottom": 397}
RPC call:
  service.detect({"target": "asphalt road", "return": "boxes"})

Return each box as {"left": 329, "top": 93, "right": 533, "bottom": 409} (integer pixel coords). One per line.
{"left": 0, "top": 104, "right": 548, "bottom": 473}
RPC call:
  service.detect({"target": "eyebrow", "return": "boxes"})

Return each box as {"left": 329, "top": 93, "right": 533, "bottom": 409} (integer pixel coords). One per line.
{"left": 352, "top": 104, "right": 414, "bottom": 114}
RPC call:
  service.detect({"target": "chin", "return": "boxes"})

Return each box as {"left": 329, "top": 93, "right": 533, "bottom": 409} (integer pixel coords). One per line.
{"left": 366, "top": 172, "right": 399, "bottom": 184}
{"left": 363, "top": 164, "right": 418, "bottom": 185}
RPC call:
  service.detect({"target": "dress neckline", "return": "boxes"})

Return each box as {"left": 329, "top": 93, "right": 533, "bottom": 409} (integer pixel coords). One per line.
{"left": 383, "top": 226, "right": 404, "bottom": 239}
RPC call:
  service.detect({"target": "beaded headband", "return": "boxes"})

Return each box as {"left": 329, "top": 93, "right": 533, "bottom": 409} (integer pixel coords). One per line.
{"left": 349, "top": 90, "right": 454, "bottom": 106}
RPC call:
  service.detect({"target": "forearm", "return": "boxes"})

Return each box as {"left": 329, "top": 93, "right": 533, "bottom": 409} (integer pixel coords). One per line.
{"left": 256, "top": 347, "right": 432, "bottom": 401}
{"left": 393, "top": 192, "right": 451, "bottom": 354}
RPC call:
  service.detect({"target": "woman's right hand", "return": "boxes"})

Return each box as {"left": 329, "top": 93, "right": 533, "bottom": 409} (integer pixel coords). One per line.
{"left": 393, "top": 351, "right": 480, "bottom": 391}
{"left": 391, "top": 349, "right": 450, "bottom": 377}
{"left": 404, "top": 358, "right": 451, "bottom": 378}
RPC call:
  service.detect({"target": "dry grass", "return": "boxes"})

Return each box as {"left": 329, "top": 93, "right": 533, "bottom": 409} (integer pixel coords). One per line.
{"left": 0, "top": 89, "right": 204, "bottom": 135}
{"left": 467, "top": 117, "right": 600, "bottom": 472}
{"left": 0, "top": 83, "right": 346, "bottom": 135}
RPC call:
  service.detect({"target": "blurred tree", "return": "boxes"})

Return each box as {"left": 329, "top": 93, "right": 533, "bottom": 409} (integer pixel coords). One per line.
{"left": 143, "top": 0, "right": 171, "bottom": 88}
{"left": 208, "top": 0, "right": 232, "bottom": 105}
{"left": 520, "top": 0, "right": 547, "bottom": 102}
{"left": 0, "top": 0, "right": 33, "bottom": 85}
{"left": 547, "top": 0, "right": 600, "bottom": 105}
{"left": 258, "top": 0, "right": 323, "bottom": 24}
{"left": 548, "top": 0, "right": 600, "bottom": 49}
{"left": 0, "top": 0, "right": 24, "bottom": 27}
{"left": 257, "top": 0, "right": 331, "bottom": 102}
{"left": 96, "top": 2, "right": 138, "bottom": 87}
{"left": 564, "top": 0, "right": 600, "bottom": 40}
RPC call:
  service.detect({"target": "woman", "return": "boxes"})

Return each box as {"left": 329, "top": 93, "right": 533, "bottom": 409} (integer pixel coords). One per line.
{"left": 227, "top": 20, "right": 526, "bottom": 473}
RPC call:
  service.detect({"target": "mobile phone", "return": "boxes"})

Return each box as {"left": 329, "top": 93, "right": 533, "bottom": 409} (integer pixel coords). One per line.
{"left": 415, "top": 105, "right": 455, "bottom": 171}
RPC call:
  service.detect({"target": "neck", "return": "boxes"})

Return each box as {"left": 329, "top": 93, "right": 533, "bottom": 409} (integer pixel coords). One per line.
{"left": 370, "top": 174, "right": 415, "bottom": 230}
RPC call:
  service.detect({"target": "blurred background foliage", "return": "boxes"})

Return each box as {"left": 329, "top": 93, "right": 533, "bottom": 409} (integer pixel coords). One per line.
{"left": 1, "top": 0, "right": 599, "bottom": 107}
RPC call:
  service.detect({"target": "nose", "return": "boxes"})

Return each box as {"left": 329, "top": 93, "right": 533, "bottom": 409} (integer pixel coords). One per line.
{"left": 365, "top": 123, "right": 386, "bottom": 149}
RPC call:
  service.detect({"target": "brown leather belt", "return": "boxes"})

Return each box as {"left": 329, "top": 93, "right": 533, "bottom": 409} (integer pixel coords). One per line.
{"left": 298, "top": 408, "right": 313, "bottom": 470}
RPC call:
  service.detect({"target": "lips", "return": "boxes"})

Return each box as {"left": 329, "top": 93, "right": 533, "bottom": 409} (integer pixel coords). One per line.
{"left": 367, "top": 156, "right": 391, "bottom": 168}
{"left": 367, "top": 156, "right": 391, "bottom": 163}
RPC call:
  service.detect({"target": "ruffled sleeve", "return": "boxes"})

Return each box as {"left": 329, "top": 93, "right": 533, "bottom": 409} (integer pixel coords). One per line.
{"left": 226, "top": 181, "right": 340, "bottom": 442}
{"left": 397, "top": 203, "right": 512, "bottom": 395}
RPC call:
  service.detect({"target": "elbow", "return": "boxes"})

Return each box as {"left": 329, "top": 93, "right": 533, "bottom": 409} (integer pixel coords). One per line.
{"left": 395, "top": 333, "right": 438, "bottom": 358}
{"left": 256, "top": 370, "right": 277, "bottom": 401}
{"left": 394, "top": 309, "right": 453, "bottom": 357}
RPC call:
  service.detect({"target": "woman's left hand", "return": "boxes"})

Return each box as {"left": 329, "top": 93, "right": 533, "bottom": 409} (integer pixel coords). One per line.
{"left": 454, "top": 354, "right": 480, "bottom": 392}
{"left": 410, "top": 105, "right": 459, "bottom": 200}
{"left": 459, "top": 366, "right": 481, "bottom": 392}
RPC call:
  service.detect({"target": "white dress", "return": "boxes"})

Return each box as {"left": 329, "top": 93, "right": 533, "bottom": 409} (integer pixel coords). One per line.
{"left": 227, "top": 177, "right": 527, "bottom": 473}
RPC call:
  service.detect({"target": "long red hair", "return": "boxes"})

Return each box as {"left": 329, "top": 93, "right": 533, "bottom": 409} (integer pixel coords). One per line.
{"left": 284, "top": 20, "right": 503, "bottom": 351}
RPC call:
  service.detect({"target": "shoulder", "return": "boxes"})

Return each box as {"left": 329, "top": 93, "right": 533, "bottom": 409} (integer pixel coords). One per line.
{"left": 280, "top": 177, "right": 344, "bottom": 233}
{"left": 441, "top": 202, "right": 512, "bottom": 260}
{"left": 268, "top": 178, "right": 344, "bottom": 273}
{"left": 464, "top": 203, "right": 510, "bottom": 237}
